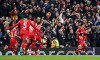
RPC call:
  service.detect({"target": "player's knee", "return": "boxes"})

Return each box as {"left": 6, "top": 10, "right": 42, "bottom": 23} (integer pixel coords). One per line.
{"left": 78, "top": 45, "right": 82, "bottom": 49}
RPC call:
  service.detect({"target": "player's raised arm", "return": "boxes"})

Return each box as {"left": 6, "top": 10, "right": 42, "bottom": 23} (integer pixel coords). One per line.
{"left": 9, "top": 21, "right": 20, "bottom": 29}
{"left": 30, "top": 22, "right": 40, "bottom": 32}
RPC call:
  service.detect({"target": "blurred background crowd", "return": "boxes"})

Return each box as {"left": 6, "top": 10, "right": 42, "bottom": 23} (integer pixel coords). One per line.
{"left": 0, "top": 0, "right": 100, "bottom": 48}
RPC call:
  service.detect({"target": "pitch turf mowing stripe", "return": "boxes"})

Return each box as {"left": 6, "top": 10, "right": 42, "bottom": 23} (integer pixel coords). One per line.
{"left": 0, "top": 55, "right": 100, "bottom": 60}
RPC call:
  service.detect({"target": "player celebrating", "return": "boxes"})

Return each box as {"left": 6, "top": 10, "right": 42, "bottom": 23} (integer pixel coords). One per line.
{"left": 8, "top": 14, "right": 40, "bottom": 55}
{"left": 27, "top": 20, "right": 44, "bottom": 55}
{"left": 76, "top": 23, "right": 87, "bottom": 39}
{"left": 74, "top": 31, "right": 87, "bottom": 55}
{"left": 26, "top": 20, "right": 37, "bottom": 55}
{"left": 35, "top": 21, "right": 44, "bottom": 55}
{"left": 4, "top": 27, "right": 18, "bottom": 56}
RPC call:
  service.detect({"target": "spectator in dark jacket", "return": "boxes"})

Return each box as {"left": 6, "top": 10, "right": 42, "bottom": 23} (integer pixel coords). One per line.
{"left": 1, "top": 3, "right": 9, "bottom": 17}
{"left": 44, "top": 27, "right": 52, "bottom": 47}
{"left": 0, "top": 28, "right": 2, "bottom": 47}
{"left": 58, "top": 28, "right": 65, "bottom": 48}
{"left": 0, "top": 28, "right": 2, "bottom": 41}
{"left": 90, "top": 25, "right": 97, "bottom": 47}
{"left": 67, "top": 29, "right": 76, "bottom": 47}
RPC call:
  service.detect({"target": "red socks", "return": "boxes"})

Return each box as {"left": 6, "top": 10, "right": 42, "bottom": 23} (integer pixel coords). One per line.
{"left": 28, "top": 44, "right": 32, "bottom": 50}
{"left": 8, "top": 46, "right": 17, "bottom": 54}
{"left": 24, "top": 42, "right": 28, "bottom": 48}
{"left": 28, "top": 43, "right": 44, "bottom": 52}
{"left": 32, "top": 44, "right": 36, "bottom": 52}
{"left": 75, "top": 48, "right": 81, "bottom": 53}
{"left": 13, "top": 47, "right": 17, "bottom": 54}
{"left": 81, "top": 48, "right": 85, "bottom": 51}
{"left": 8, "top": 46, "right": 13, "bottom": 49}
{"left": 38, "top": 43, "right": 44, "bottom": 50}
{"left": 21, "top": 42, "right": 25, "bottom": 50}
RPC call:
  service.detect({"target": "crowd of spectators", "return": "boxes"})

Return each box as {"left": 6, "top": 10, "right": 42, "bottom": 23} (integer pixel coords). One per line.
{"left": 0, "top": 0, "right": 100, "bottom": 48}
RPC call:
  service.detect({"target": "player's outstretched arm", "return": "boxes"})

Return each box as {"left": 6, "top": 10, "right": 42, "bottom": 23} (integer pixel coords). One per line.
{"left": 30, "top": 23, "right": 40, "bottom": 32}
{"left": 9, "top": 22, "right": 20, "bottom": 29}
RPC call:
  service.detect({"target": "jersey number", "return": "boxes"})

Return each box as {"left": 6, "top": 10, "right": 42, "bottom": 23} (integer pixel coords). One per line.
{"left": 23, "top": 22, "right": 27, "bottom": 30}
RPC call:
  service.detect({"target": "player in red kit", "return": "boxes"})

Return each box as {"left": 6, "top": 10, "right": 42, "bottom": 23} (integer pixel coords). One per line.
{"left": 36, "top": 21, "right": 44, "bottom": 55}
{"left": 8, "top": 15, "right": 40, "bottom": 55}
{"left": 76, "top": 23, "right": 87, "bottom": 39}
{"left": 27, "top": 20, "right": 44, "bottom": 55}
{"left": 74, "top": 31, "right": 87, "bottom": 55}
{"left": 75, "top": 23, "right": 88, "bottom": 55}
{"left": 26, "top": 20, "right": 37, "bottom": 55}
{"left": 4, "top": 27, "right": 18, "bottom": 56}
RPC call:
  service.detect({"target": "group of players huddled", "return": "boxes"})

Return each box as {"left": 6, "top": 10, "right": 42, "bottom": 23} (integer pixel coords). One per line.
{"left": 3, "top": 14, "right": 45, "bottom": 56}
{"left": 3, "top": 14, "right": 91, "bottom": 56}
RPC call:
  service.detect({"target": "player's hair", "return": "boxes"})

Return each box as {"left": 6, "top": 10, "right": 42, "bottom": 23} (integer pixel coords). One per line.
{"left": 23, "top": 14, "right": 28, "bottom": 18}
{"left": 81, "top": 22, "right": 85, "bottom": 26}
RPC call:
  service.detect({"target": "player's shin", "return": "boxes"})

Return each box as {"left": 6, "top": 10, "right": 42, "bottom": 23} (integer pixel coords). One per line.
{"left": 81, "top": 47, "right": 87, "bottom": 54}
{"left": 27, "top": 44, "right": 32, "bottom": 55}
{"left": 13, "top": 47, "right": 17, "bottom": 55}
{"left": 20, "top": 42, "right": 25, "bottom": 55}
{"left": 38, "top": 43, "right": 44, "bottom": 51}
{"left": 37, "top": 43, "right": 44, "bottom": 55}
{"left": 75, "top": 45, "right": 82, "bottom": 54}
{"left": 75, "top": 48, "right": 81, "bottom": 54}
{"left": 8, "top": 46, "right": 13, "bottom": 49}
{"left": 24, "top": 42, "right": 28, "bottom": 48}
{"left": 32, "top": 43, "right": 36, "bottom": 55}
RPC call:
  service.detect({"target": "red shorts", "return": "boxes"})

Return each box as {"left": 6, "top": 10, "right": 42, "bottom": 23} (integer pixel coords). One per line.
{"left": 20, "top": 30, "right": 28, "bottom": 39}
{"left": 36, "top": 35, "right": 42, "bottom": 42}
{"left": 27, "top": 31, "right": 36, "bottom": 40}
{"left": 27, "top": 34, "right": 36, "bottom": 40}
{"left": 79, "top": 40, "right": 86, "bottom": 48}
{"left": 10, "top": 38, "right": 17, "bottom": 47}
{"left": 79, "top": 40, "right": 82, "bottom": 45}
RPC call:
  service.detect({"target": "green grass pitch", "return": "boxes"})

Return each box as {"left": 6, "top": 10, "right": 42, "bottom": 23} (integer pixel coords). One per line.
{"left": 0, "top": 55, "right": 100, "bottom": 60}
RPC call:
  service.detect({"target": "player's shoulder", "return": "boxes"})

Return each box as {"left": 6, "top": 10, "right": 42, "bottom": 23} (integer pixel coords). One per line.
{"left": 20, "top": 19, "right": 24, "bottom": 21}
{"left": 79, "top": 27, "right": 81, "bottom": 29}
{"left": 18, "top": 19, "right": 24, "bottom": 22}
{"left": 12, "top": 29, "right": 17, "bottom": 31}
{"left": 78, "top": 27, "right": 82, "bottom": 30}
{"left": 28, "top": 19, "right": 32, "bottom": 22}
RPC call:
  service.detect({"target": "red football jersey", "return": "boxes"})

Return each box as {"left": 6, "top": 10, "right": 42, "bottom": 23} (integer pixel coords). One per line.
{"left": 79, "top": 35, "right": 85, "bottom": 41}
{"left": 9, "top": 19, "right": 40, "bottom": 32}
{"left": 29, "top": 21, "right": 37, "bottom": 32}
{"left": 36, "top": 25, "right": 42, "bottom": 36}
{"left": 76, "top": 27, "right": 87, "bottom": 40}
{"left": 9, "top": 28, "right": 17, "bottom": 39}
{"left": 76, "top": 27, "right": 86, "bottom": 33}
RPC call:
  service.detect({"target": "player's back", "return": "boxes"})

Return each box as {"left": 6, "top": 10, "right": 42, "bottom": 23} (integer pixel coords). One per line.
{"left": 19, "top": 19, "right": 31, "bottom": 31}
{"left": 29, "top": 21, "right": 37, "bottom": 32}
{"left": 10, "top": 29, "right": 17, "bottom": 39}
